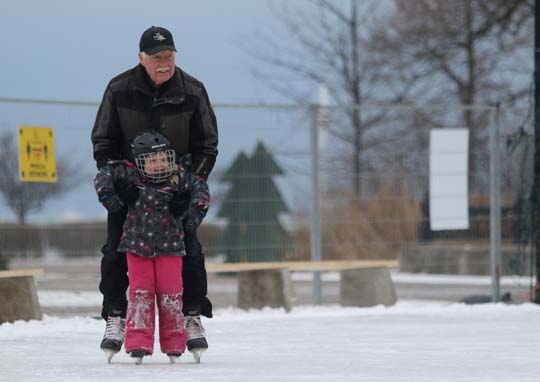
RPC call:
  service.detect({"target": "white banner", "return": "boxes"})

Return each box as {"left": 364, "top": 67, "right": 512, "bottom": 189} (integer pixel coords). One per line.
{"left": 429, "top": 129, "right": 469, "bottom": 230}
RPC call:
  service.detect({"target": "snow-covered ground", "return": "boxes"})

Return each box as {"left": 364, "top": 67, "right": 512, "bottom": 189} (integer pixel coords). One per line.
{"left": 34, "top": 271, "right": 535, "bottom": 312}
{"left": 1, "top": 301, "right": 539, "bottom": 382}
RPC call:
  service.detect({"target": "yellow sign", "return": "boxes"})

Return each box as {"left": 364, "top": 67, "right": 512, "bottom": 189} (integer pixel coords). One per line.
{"left": 18, "top": 126, "right": 58, "bottom": 183}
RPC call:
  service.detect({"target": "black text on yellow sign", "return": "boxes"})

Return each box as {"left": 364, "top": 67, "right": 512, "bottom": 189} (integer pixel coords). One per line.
{"left": 18, "top": 126, "right": 58, "bottom": 183}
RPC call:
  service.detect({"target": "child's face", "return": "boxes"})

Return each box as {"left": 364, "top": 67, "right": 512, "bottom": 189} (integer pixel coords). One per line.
{"left": 144, "top": 151, "right": 170, "bottom": 175}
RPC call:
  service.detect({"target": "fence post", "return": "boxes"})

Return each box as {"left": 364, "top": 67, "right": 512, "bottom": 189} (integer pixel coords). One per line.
{"left": 489, "top": 104, "right": 502, "bottom": 302}
{"left": 309, "top": 104, "right": 322, "bottom": 305}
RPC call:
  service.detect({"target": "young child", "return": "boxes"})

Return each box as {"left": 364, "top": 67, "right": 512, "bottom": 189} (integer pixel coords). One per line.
{"left": 94, "top": 131, "right": 210, "bottom": 364}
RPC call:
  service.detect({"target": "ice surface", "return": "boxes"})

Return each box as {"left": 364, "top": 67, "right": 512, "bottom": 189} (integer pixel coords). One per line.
{"left": 0, "top": 302, "right": 539, "bottom": 382}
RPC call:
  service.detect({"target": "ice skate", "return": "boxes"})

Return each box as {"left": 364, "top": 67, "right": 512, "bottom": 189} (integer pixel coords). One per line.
{"left": 130, "top": 350, "right": 148, "bottom": 365}
{"left": 102, "top": 349, "right": 116, "bottom": 364}
{"left": 100, "top": 316, "right": 126, "bottom": 363}
{"left": 167, "top": 353, "right": 182, "bottom": 364}
{"left": 189, "top": 347, "right": 206, "bottom": 363}
{"left": 186, "top": 315, "right": 208, "bottom": 363}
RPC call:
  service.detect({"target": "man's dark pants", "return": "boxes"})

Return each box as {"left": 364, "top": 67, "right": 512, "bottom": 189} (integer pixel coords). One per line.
{"left": 99, "top": 208, "right": 213, "bottom": 320}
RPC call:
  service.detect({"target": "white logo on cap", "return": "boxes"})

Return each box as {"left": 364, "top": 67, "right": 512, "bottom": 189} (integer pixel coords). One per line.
{"left": 153, "top": 33, "right": 166, "bottom": 41}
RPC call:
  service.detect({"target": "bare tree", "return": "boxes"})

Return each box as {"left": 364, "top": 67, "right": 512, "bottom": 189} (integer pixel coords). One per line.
{"left": 0, "top": 131, "right": 83, "bottom": 224}
{"left": 247, "top": 0, "right": 422, "bottom": 197}
{"left": 368, "top": 0, "right": 533, "bottom": 192}
{"left": 247, "top": 0, "right": 532, "bottom": 196}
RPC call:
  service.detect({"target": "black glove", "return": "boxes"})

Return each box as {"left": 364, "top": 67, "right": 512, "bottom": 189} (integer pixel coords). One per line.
{"left": 169, "top": 194, "right": 190, "bottom": 218}
{"left": 116, "top": 183, "right": 139, "bottom": 207}
{"left": 181, "top": 208, "right": 205, "bottom": 232}
{"left": 99, "top": 192, "right": 124, "bottom": 213}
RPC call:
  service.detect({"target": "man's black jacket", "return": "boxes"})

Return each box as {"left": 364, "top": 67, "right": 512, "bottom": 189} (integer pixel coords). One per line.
{"left": 91, "top": 64, "right": 218, "bottom": 180}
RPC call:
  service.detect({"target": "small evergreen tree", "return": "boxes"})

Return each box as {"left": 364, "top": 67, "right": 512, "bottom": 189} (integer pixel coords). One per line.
{"left": 218, "top": 142, "right": 289, "bottom": 262}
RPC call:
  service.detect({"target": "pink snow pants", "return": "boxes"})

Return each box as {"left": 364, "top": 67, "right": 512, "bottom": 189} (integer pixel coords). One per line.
{"left": 124, "top": 253, "right": 187, "bottom": 355}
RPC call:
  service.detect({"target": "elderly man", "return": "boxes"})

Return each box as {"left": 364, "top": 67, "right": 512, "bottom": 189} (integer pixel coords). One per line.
{"left": 91, "top": 26, "right": 218, "bottom": 363}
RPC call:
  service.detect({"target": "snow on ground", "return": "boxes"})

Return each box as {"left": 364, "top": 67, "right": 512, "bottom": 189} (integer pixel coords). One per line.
{"left": 36, "top": 271, "right": 534, "bottom": 308}
{"left": 38, "top": 291, "right": 102, "bottom": 307}
{"left": 1, "top": 302, "right": 539, "bottom": 382}
{"left": 292, "top": 271, "right": 534, "bottom": 286}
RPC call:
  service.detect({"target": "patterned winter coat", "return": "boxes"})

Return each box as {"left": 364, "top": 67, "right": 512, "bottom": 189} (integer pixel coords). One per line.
{"left": 94, "top": 160, "right": 210, "bottom": 258}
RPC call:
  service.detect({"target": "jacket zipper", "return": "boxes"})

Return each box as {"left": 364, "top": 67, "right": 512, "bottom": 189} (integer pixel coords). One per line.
{"left": 152, "top": 93, "right": 185, "bottom": 108}
{"left": 151, "top": 89, "right": 185, "bottom": 133}
{"left": 194, "top": 157, "right": 207, "bottom": 175}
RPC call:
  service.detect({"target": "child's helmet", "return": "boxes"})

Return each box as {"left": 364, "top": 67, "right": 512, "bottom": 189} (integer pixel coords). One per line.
{"left": 131, "top": 131, "right": 176, "bottom": 183}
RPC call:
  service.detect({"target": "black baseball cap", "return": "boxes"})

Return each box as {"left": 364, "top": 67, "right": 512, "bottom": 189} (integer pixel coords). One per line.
{"left": 139, "top": 26, "right": 177, "bottom": 55}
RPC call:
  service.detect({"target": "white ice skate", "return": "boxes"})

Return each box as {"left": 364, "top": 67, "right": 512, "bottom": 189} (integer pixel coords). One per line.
{"left": 100, "top": 316, "right": 126, "bottom": 363}
{"left": 103, "top": 349, "right": 116, "bottom": 364}
{"left": 186, "top": 315, "right": 208, "bottom": 363}
{"left": 190, "top": 348, "right": 206, "bottom": 364}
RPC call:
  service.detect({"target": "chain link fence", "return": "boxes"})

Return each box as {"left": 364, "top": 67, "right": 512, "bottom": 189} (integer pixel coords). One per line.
{"left": 0, "top": 99, "right": 534, "bottom": 284}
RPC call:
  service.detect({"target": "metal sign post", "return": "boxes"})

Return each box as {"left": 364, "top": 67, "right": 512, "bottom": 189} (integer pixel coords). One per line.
{"left": 309, "top": 104, "right": 322, "bottom": 305}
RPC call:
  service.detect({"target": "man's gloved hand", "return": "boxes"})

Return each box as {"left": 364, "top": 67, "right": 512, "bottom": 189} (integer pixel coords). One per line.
{"left": 98, "top": 192, "right": 124, "bottom": 213}
{"left": 169, "top": 195, "right": 190, "bottom": 218}
{"left": 181, "top": 208, "right": 206, "bottom": 232}
{"left": 116, "top": 183, "right": 139, "bottom": 207}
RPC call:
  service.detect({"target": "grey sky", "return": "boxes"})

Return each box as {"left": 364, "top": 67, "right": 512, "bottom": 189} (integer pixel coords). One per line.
{"left": 0, "top": 0, "right": 315, "bottom": 222}
{"left": 0, "top": 0, "right": 282, "bottom": 103}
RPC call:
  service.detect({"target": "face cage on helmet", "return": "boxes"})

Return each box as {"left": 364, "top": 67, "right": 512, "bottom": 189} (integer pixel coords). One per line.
{"left": 134, "top": 149, "right": 176, "bottom": 183}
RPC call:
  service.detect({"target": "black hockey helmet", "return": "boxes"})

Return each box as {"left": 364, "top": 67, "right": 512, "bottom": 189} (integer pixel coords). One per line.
{"left": 130, "top": 131, "right": 176, "bottom": 182}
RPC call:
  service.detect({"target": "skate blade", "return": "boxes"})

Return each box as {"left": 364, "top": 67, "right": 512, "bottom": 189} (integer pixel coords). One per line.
{"left": 169, "top": 355, "right": 179, "bottom": 364}
{"left": 103, "top": 349, "right": 118, "bottom": 364}
{"left": 134, "top": 357, "right": 143, "bottom": 365}
{"left": 189, "top": 348, "right": 206, "bottom": 363}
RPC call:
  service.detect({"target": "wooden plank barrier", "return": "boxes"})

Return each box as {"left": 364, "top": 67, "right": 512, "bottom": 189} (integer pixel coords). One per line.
{"left": 0, "top": 268, "right": 44, "bottom": 323}
{"left": 206, "top": 260, "right": 398, "bottom": 311}
{"left": 206, "top": 259, "right": 398, "bottom": 273}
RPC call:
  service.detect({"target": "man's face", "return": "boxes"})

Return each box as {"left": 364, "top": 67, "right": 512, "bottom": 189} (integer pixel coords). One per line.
{"left": 139, "top": 50, "right": 176, "bottom": 86}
